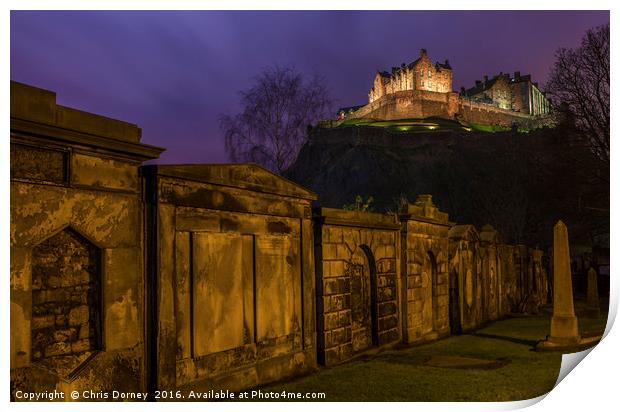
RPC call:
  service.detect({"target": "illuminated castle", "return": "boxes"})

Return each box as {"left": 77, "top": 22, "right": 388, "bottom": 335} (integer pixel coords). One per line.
{"left": 340, "top": 49, "right": 551, "bottom": 127}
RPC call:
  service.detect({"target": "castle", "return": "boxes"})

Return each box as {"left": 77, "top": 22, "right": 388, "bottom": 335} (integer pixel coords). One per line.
{"left": 339, "top": 49, "right": 551, "bottom": 127}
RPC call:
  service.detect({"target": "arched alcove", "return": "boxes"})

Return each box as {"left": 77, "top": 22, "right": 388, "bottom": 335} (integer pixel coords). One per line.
{"left": 349, "top": 244, "right": 379, "bottom": 352}
{"left": 31, "top": 227, "right": 102, "bottom": 378}
{"left": 449, "top": 269, "right": 462, "bottom": 334}
{"left": 427, "top": 251, "right": 439, "bottom": 331}
{"left": 359, "top": 245, "right": 379, "bottom": 346}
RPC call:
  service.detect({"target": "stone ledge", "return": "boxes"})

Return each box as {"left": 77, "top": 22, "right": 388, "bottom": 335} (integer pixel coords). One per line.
{"left": 313, "top": 207, "right": 401, "bottom": 230}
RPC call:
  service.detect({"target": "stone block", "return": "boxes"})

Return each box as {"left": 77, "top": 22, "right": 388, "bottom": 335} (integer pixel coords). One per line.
{"left": 336, "top": 244, "right": 351, "bottom": 260}
{"left": 331, "top": 295, "right": 346, "bottom": 312}
{"left": 340, "top": 343, "right": 353, "bottom": 360}
{"left": 53, "top": 328, "right": 77, "bottom": 343}
{"left": 378, "top": 286, "right": 394, "bottom": 302}
{"left": 324, "top": 312, "right": 340, "bottom": 331}
{"left": 338, "top": 310, "right": 352, "bottom": 327}
{"left": 323, "top": 278, "right": 339, "bottom": 295}
{"left": 55, "top": 314, "right": 67, "bottom": 326}
{"left": 71, "top": 338, "right": 92, "bottom": 353}
{"left": 330, "top": 261, "right": 345, "bottom": 277}
{"left": 68, "top": 305, "right": 90, "bottom": 326}
{"left": 379, "top": 315, "right": 398, "bottom": 331}
{"left": 378, "top": 301, "right": 396, "bottom": 317}
{"left": 45, "top": 342, "right": 72, "bottom": 357}
{"left": 377, "top": 258, "right": 394, "bottom": 274}
{"left": 322, "top": 244, "right": 338, "bottom": 260}
{"left": 78, "top": 324, "right": 90, "bottom": 339}
{"left": 327, "top": 227, "right": 343, "bottom": 243}
{"left": 322, "top": 296, "right": 332, "bottom": 313}
{"left": 32, "top": 315, "right": 55, "bottom": 329}
{"left": 324, "top": 331, "right": 333, "bottom": 348}
{"left": 331, "top": 327, "right": 347, "bottom": 345}
{"left": 379, "top": 328, "right": 399, "bottom": 345}
{"left": 324, "top": 347, "right": 340, "bottom": 365}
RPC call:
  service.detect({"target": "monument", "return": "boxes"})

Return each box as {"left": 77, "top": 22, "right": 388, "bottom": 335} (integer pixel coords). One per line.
{"left": 537, "top": 221, "right": 581, "bottom": 350}
{"left": 586, "top": 267, "right": 600, "bottom": 318}
{"left": 549, "top": 221, "right": 580, "bottom": 344}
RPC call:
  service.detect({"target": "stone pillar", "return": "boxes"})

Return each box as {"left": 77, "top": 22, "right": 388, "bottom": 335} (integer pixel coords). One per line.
{"left": 549, "top": 221, "right": 580, "bottom": 344}
{"left": 586, "top": 267, "right": 600, "bottom": 317}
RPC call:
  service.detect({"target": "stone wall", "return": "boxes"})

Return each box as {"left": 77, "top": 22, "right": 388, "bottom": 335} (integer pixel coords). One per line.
{"left": 313, "top": 208, "right": 401, "bottom": 365}
{"left": 448, "top": 225, "right": 483, "bottom": 332}
{"left": 352, "top": 89, "right": 457, "bottom": 121}
{"left": 142, "top": 164, "right": 318, "bottom": 392}
{"left": 10, "top": 81, "right": 164, "bottom": 397}
{"left": 10, "top": 81, "right": 552, "bottom": 399}
{"left": 30, "top": 229, "right": 101, "bottom": 369}
{"left": 447, "top": 224, "right": 549, "bottom": 333}
{"left": 400, "top": 195, "right": 452, "bottom": 343}
{"left": 349, "top": 87, "right": 545, "bottom": 128}
{"left": 458, "top": 100, "right": 533, "bottom": 127}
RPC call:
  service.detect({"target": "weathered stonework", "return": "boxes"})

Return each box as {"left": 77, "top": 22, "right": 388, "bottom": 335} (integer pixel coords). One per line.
{"left": 11, "top": 81, "right": 554, "bottom": 399}
{"left": 10, "top": 81, "right": 164, "bottom": 399}
{"left": 142, "top": 164, "right": 318, "bottom": 392}
{"left": 313, "top": 208, "right": 401, "bottom": 365}
{"left": 400, "top": 195, "right": 452, "bottom": 343}
{"left": 31, "top": 228, "right": 101, "bottom": 378}
{"left": 448, "top": 225, "right": 483, "bottom": 332}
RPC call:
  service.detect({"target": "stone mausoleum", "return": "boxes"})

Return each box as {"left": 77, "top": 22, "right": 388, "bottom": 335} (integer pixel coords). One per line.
{"left": 10, "top": 81, "right": 549, "bottom": 399}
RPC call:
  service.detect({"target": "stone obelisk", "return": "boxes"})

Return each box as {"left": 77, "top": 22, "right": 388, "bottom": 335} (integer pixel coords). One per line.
{"left": 549, "top": 221, "right": 580, "bottom": 344}
{"left": 586, "top": 267, "right": 600, "bottom": 317}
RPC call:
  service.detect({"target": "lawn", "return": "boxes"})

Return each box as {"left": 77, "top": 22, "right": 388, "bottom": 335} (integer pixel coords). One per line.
{"left": 469, "top": 123, "right": 511, "bottom": 133}
{"left": 258, "top": 312, "right": 607, "bottom": 402}
{"left": 335, "top": 117, "right": 470, "bottom": 133}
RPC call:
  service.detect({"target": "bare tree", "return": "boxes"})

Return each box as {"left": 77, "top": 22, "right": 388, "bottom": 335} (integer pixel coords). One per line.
{"left": 545, "top": 23, "right": 609, "bottom": 167}
{"left": 220, "top": 66, "right": 333, "bottom": 174}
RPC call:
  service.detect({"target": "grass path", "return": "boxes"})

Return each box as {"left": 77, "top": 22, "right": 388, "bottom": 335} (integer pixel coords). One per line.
{"left": 259, "top": 313, "right": 607, "bottom": 402}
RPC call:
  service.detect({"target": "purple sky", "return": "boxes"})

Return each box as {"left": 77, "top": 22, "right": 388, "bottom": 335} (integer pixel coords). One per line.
{"left": 10, "top": 10, "right": 609, "bottom": 164}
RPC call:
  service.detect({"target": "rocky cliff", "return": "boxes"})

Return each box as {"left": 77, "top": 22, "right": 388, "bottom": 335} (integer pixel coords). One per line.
{"left": 285, "top": 125, "right": 608, "bottom": 247}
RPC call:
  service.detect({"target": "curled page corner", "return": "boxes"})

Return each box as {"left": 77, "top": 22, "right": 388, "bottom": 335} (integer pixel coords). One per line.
{"left": 554, "top": 347, "right": 594, "bottom": 388}
{"left": 603, "top": 294, "right": 617, "bottom": 340}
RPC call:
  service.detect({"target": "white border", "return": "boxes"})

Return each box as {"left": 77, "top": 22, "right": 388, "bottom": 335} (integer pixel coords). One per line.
{"left": 3, "top": 2, "right": 616, "bottom": 412}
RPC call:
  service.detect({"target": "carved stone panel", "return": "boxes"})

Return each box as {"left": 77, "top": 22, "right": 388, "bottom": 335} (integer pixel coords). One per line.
{"left": 10, "top": 143, "right": 68, "bottom": 185}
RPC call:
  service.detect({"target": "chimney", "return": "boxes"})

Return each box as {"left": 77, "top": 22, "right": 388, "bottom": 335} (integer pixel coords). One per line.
{"left": 420, "top": 48, "right": 427, "bottom": 57}
{"left": 484, "top": 75, "right": 488, "bottom": 83}
{"left": 475, "top": 80, "right": 482, "bottom": 87}
{"left": 514, "top": 71, "right": 521, "bottom": 80}
{"left": 460, "top": 86, "right": 465, "bottom": 93}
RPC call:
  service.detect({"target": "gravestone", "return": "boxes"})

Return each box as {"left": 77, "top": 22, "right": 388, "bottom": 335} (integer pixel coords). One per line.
{"left": 548, "top": 221, "right": 580, "bottom": 344}
{"left": 586, "top": 267, "right": 600, "bottom": 318}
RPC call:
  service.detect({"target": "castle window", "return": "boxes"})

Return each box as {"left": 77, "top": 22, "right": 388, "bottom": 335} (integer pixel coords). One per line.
{"left": 428, "top": 70, "right": 432, "bottom": 78}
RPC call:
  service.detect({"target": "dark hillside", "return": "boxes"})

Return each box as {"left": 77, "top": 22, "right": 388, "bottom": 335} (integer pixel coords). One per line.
{"left": 285, "top": 125, "right": 608, "bottom": 248}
